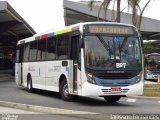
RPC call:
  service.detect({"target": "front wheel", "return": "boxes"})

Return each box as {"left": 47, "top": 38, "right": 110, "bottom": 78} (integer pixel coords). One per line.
{"left": 59, "top": 79, "right": 75, "bottom": 101}
{"left": 104, "top": 96, "right": 121, "bottom": 103}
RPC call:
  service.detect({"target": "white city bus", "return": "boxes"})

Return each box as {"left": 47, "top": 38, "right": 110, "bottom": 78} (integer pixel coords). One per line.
{"left": 144, "top": 53, "right": 160, "bottom": 81}
{"left": 15, "top": 22, "right": 144, "bottom": 103}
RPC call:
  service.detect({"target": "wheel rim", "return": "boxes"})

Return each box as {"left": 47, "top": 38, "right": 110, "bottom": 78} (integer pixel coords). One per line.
{"left": 28, "top": 78, "right": 31, "bottom": 90}
{"left": 28, "top": 81, "right": 31, "bottom": 90}
{"left": 63, "top": 83, "right": 69, "bottom": 97}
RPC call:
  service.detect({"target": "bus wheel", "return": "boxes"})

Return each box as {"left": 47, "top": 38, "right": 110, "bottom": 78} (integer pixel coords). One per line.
{"left": 104, "top": 96, "right": 121, "bottom": 103}
{"left": 27, "top": 75, "right": 33, "bottom": 93}
{"left": 60, "top": 79, "right": 74, "bottom": 102}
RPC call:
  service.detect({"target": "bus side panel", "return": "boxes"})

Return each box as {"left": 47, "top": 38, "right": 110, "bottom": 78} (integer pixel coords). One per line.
{"left": 68, "top": 61, "right": 73, "bottom": 93}
{"left": 45, "top": 61, "right": 58, "bottom": 92}
{"left": 45, "top": 61, "right": 70, "bottom": 92}
{"left": 27, "top": 62, "right": 39, "bottom": 88}
{"left": 77, "top": 68, "right": 82, "bottom": 95}
{"left": 36, "top": 61, "right": 46, "bottom": 90}
{"left": 80, "top": 48, "right": 87, "bottom": 95}
{"left": 15, "top": 63, "right": 22, "bottom": 86}
{"left": 22, "top": 62, "right": 29, "bottom": 87}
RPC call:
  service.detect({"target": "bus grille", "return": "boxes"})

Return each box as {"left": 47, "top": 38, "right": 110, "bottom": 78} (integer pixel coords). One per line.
{"left": 99, "top": 82, "right": 130, "bottom": 87}
{"left": 96, "top": 73, "right": 133, "bottom": 79}
{"left": 101, "top": 88, "right": 129, "bottom": 94}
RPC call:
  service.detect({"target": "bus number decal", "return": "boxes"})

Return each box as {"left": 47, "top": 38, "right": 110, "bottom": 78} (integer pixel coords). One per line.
{"left": 53, "top": 66, "right": 61, "bottom": 72}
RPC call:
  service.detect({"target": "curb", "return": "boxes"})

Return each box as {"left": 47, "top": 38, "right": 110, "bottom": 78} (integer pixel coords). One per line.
{"left": 0, "top": 101, "right": 110, "bottom": 120}
{"left": 128, "top": 95, "right": 160, "bottom": 100}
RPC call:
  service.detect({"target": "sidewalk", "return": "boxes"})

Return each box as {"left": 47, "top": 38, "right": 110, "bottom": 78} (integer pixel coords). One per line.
{"left": 0, "top": 106, "right": 41, "bottom": 120}
{"left": 0, "top": 106, "right": 40, "bottom": 114}
{"left": 0, "top": 106, "right": 89, "bottom": 120}
{"left": 144, "top": 80, "right": 157, "bottom": 84}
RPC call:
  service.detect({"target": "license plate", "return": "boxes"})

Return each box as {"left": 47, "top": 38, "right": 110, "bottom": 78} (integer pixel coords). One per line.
{"left": 111, "top": 87, "right": 121, "bottom": 92}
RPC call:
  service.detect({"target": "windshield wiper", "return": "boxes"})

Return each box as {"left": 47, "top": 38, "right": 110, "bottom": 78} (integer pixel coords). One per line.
{"left": 96, "top": 35, "right": 112, "bottom": 54}
{"left": 120, "top": 37, "right": 128, "bottom": 51}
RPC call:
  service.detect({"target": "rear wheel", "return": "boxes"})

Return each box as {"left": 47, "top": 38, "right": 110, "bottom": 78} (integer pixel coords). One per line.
{"left": 27, "top": 75, "right": 33, "bottom": 93}
{"left": 104, "top": 96, "right": 121, "bottom": 103}
{"left": 60, "top": 79, "right": 75, "bottom": 101}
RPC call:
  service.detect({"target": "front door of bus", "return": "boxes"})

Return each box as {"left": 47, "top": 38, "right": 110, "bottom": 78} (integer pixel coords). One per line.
{"left": 16, "top": 45, "right": 24, "bottom": 86}
{"left": 71, "top": 34, "right": 80, "bottom": 93}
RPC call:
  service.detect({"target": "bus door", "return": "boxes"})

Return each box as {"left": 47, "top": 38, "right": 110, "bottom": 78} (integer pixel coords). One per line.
{"left": 70, "top": 32, "right": 81, "bottom": 93}
{"left": 15, "top": 45, "right": 24, "bottom": 86}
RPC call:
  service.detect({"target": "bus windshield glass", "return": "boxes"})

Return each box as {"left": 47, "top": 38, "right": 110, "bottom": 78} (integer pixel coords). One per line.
{"left": 146, "top": 55, "right": 160, "bottom": 71}
{"left": 84, "top": 35, "right": 142, "bottom": 70}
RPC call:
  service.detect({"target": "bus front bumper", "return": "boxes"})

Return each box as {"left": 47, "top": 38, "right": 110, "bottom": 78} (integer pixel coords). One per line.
{"left": 81, "top": 81, "right": 143, "bottom": 97}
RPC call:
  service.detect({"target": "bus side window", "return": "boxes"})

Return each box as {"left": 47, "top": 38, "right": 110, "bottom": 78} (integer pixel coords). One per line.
{"left": 37, "top": 39, "right": 46, "bottom": 61}
{"left": 71, "top": 35, "right": 80, "bottom": 63}
{"left": 29, "top": 41, "right": 37, "bottom": 61}
{"left": 57, "top": 34, "right": 69, "bottom": 59}
{"left": 16, "top": 46, "right": 20, "bottom": 63}
{"left": 23, "top": 43, "right": 30, "bottom": 62}
{"left": 16, "top": 45, "right": 24, "bottom": 63}
{"left": 46, "top": 37, "right": 57, "bottom": 60}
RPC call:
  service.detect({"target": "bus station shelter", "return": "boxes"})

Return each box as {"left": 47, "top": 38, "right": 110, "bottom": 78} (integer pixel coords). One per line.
{"left": 0, "top": 1, "right": 36, "bottom": 71}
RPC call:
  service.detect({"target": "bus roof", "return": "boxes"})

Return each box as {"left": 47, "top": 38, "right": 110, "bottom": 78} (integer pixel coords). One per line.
{"left": 17, "top": 22, "right": 137, "bottom": 45}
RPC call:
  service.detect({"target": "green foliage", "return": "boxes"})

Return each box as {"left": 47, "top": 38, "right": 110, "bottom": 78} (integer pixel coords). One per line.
{"left": 143, "top": 42, "right": 160, "bottom": 53}
{"left": 144, "top": 42, "right": 155, "bottom": 50}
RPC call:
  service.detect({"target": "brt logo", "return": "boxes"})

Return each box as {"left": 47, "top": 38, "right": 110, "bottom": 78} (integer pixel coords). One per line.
{"left": 116, "top": 63, "right": 126, "bottom": 68}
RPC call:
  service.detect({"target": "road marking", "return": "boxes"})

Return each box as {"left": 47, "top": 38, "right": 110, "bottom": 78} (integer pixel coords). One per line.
{"left": 126, "top": 98, "right": 136, "bottom": 103}
{"left": 158, "top": 101, "right": 160, "bottom": 104}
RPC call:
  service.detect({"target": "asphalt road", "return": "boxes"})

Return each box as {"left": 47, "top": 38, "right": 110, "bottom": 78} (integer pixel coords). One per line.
{"left": 0, "top": 80, "right": 160, "bottom": 115}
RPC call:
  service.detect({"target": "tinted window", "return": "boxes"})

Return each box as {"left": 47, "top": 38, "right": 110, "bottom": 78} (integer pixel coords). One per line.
{"left": 16, "top": 45, "right": 24, "bottom": 63}
{"left": 23, "top": 43, "right": 30, "bottom": 62}
{"left": 71, "top": 35, "right": 80, "bottom": 61}
{"left": 57, "top": 34, "right": 69, "bottom": 59}
{"left": 29, "top": 41, "right": 37, "bottom": 61}
{"left": 16, "top": 47, "right": 20, "bottom": 63}
{"left": 46, "top": 37, "right": 57, "bottom": 60}
{"left": 37, "top": 39, "right": 46, "bottom": 61}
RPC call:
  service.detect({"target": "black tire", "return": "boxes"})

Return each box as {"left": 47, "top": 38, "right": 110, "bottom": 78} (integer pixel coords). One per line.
{"left": 27, "top": 75, "right": 33, "bottom": 93}
{"left": 104, "top": 96, "right": 121, "bottom": 103}
{"left": 59, "top": 79, "right": 75, "bottom": 102}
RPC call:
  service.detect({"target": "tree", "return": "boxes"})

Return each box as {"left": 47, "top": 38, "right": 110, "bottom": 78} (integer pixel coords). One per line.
{"left": 88, "top": 0, "right": 112, "bottom": 21}
{"left": 127, "top": 0, "right": 152, "bottom": 31}
{"left": 89, "top": 0, "right": 152, "bottom": 28}
{"left": 88, "top": 0, "right": 121, "bottom": 22}
{"left": 143, "top": 42, "right": 160, "bottom": 53}
{"left": 116, "top": 0, "right": 121, "bottom": 22}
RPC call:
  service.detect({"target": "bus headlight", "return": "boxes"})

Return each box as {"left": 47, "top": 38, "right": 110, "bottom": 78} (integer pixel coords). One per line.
{"left": 86, "top": 73, "right": 96, "bottom": 84}
{"left": 136, "top": 72, "right": 142, "bottom": 83}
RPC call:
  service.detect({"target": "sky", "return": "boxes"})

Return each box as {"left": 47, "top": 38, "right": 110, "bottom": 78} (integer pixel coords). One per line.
{"left": 3, "top": 0, "right": 160, "bottom": 33}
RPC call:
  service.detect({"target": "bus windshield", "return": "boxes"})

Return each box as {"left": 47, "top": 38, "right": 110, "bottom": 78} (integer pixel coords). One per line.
{"left": 84, "top": 35, "right": 142, "bottom": 70}
{"left": 146, "top": 54, "right": 160, "bottom": 71}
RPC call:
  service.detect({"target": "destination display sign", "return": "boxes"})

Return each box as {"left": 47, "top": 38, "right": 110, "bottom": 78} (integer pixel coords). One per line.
{"left": 88, "top": 25, "right": 135, "bottom": 35}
